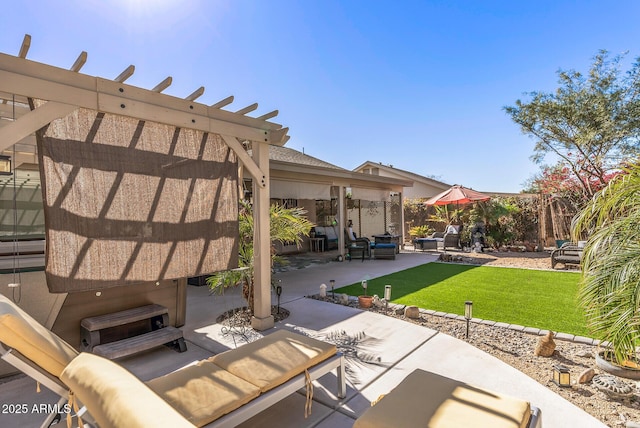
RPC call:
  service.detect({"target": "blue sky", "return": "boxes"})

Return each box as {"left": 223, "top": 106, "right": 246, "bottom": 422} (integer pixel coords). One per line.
{"left": 2, "top": 1, "right": 639, "bottom": 192}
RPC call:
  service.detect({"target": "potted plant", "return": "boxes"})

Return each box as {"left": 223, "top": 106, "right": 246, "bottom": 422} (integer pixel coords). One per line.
{"left": 572, "top": 162, "right": 640, "bottom": 379}
{"left": 358, "top": 280, "right": 373, "bottom": 308}
{"left": 408, "top": 225, "right": 434, "bottom": 238}
{"left": 207, "top": 200, "right": 313, "bottom": 313}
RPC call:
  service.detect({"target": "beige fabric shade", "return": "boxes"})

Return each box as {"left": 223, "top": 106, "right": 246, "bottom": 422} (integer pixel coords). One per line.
{"left": 270, "top": 179, "right": 330, "bottom": 200}
{"left": 351, "top": 187, "right": 390, "bottom": 202}
{"left": 36, "top": 107, "right": 239, "bottom": 293}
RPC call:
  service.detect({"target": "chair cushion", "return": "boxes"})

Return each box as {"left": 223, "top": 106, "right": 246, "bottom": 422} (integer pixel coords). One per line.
{"left": 209, "top": 329, "right": 336, "bottom": 393}
{"left": 325, "top": 226, "right": 338, "bottom": 240}
{"left": 61, "top": 352, "right": 195, "bottom": 428}
{"left": 146, "top": 360, "right": 261, "bottom": 427}
{"left": 0, "top": 294, "right": 78, "bottom": 378}
{"left": 446, "top": 225, "right": 460, "bottom": 234}
{"left": 354, "top": 369, "right": 531, "bottom": 428}
{"left": 375, "top": 243, "right": 396, "bottom": 249}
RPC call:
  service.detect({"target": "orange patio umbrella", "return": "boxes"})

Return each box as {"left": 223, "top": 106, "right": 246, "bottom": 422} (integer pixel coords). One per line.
{"left": 424, "top": 184, "right": 491, "bottom": 206}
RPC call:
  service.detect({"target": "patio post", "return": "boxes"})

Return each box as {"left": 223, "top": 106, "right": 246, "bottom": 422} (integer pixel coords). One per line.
{"left": 337, "top": 185, "right": 346, "bottom": 260}
{"left": 251, "top": 142, "right": 274, "bottom": 330}
{"left": 399, "top": 191, "right": 405, "bottom": 249}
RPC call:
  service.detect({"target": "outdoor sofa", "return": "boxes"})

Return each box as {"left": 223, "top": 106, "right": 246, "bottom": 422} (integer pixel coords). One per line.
{"left": 314, "top": 225, "right": 340, "bottom": 250}
{"left": 0, "top": 294, "right": 346, "bottom": 428}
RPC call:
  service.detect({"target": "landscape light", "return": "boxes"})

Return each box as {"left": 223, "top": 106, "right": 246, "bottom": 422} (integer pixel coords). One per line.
{"left": 0, "top": 155, "right": 11, "bottom": 176}
{"left": 552, "top": 364, "right": 571, "bottom": 387}
{"left": 465, "top": 301, "right": 473, "bottom": 339}
{"left": 384, "top": 285, "right": 392, "bottom": 312}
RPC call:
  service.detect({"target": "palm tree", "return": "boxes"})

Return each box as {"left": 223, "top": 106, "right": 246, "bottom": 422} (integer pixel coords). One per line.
{"left": 572, "top": 160, "right": 640, "bottom": 364}
{"left": 207, "top": 200, "right": 314, "bottom": 311}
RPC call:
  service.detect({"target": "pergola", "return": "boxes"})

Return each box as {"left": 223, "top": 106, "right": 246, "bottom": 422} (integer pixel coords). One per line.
{"left": 0, "top": 35, "right": 287, "bottom": 330}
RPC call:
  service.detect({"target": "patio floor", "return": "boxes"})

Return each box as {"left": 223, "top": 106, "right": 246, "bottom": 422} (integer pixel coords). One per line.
{"left": 0, "top": 251, "right": 605, "bottom": 428}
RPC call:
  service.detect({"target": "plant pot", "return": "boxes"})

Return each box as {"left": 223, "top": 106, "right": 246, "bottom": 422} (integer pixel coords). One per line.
{"left": 596, "top": 349, "right": 640, "bottom": 380}
{"left": 358, "top": 295, "right": 373, "bottom": 309}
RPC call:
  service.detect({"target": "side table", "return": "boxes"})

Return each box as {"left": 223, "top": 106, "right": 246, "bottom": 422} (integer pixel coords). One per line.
{"left": 309, "top": 237, "right": 325, "bottom": 252}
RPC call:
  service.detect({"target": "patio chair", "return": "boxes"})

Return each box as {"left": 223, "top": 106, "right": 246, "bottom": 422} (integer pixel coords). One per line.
{"left": 345, "top": 227, "right": 372, "bottom": 259}
{"left": 354, "top": 369, "right": 542, "bottom": 428}
{"left": 0, "top": 294, "right": 346, "bottom": 428}
{"left": 550, "top": 242, "right": 583, "bottom": 269}
{"left": 430, "top": 230, "right": 461, "bottom": 250}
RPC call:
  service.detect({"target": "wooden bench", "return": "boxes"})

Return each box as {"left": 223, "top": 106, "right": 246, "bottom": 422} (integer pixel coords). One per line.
{"left": 80, "top": 304, "right": 187, "bottom": 359}
{"left": 551, "top": 244, "right": 582, "bottom": 269}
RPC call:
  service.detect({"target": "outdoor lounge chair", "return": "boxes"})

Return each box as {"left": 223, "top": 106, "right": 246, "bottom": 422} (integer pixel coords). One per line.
{"left": 430, "top": 231, "right": 461, "bottom": 250}
{"left": 550, "top": 242, "right": 583, "bottom": 269}
{"left": 0, "top": 294, "right": 346, "bottom": 428}
{"left": 354, "top": 369, "right": 542, "bottom": 428}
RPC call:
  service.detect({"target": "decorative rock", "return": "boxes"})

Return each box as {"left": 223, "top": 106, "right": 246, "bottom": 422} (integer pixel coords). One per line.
{"left": 319, "top": 284, "right": 327, "bottom": 298}
{"left": 395, "top": 306, "right": 406, "bottom": 316}
{"left": 592, "top": 374, "right": 635, "bottom": 399}
{"left": 339, "top": 293, "right": 349, "bottom": 305}
{"left": 534, "top": 331, "right": 556, "bottom": 357}
{"left": 578, "top": 368, "right": 596, "bottom": 384}
{"left": 372, "top": 295, "right": 387, "bottom": 308}
{"left": 575, "top": 350, "right": 593, "bottom": 358}
{"left": 404, "top": 306, "right": 420, "bottom": 319}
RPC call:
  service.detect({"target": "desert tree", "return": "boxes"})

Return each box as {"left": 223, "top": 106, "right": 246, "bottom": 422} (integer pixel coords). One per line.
{"left": 506, "top": 50, "right": 640, "bottom": 202}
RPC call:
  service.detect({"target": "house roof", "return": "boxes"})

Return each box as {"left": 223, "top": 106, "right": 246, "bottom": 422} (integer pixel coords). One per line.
{"left": 353, "top": 161, "right": 450, "bottom": 190}
{"left": 264, "top": 147, "right": 412, "bottom": 190}
{"left": 269, "top": 146, "right": 346, "bottom": 171}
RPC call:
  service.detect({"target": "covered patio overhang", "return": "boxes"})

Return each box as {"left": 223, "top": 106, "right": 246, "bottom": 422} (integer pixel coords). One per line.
{"left": 0, "top": 35, "right": 286, "bottom": 331}
{"left": 269, "top": 160, "right": 413, "bottom": 258}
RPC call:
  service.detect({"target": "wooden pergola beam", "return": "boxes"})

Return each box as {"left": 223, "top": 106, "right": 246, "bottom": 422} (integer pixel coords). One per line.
{"left": 257, "top": 110, "right": 278, "bottom": 121}
{"left": 18, "top": 34, "right": 31, "bottom": 58}
{"left": 70, "top": 52, "right": 87, "bottom": 72}
{"left": 0, "top": 52, "right": 288, "bottom": 146}
{"left": 152, "top": 76, "right": 172, "bottom": 93}
{"left": 115, "top": 65, "right": 135, "bottom": 83}
{"left": 236, "top": 103, "right": 258, "bottom": 115}
{"left": 0, "top": 101, "right": 76, "bottom": 153}
{"left": 185, "top": 86, "right": 205, "bottom": 101}
{"left": 211, "top": 95, "right": 234, "bottom": 109}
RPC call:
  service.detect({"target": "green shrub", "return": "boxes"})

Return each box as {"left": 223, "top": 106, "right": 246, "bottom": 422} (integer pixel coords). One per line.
{"left": 409, "top": 225, "right": 434, "bottom": 238}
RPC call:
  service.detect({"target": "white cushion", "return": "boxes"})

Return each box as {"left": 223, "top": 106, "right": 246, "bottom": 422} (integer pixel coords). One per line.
{"left": 61, "top": 352, "right": 195, "bottom": 428}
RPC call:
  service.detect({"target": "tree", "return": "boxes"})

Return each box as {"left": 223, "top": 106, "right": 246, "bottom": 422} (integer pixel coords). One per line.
{"left": 207, "top": 200, "right": 313, "bottom": 311}
{"left": 572, "top": 160, "right": 640, "bottom": 364}
{"left": 467, "top": 198, "right": 521, "bottom": 248}
{"left": 524, "top": 163, "right": 622, "bottom": 205}
{"left": 505, "top": 50, "right": 640, "bottom": 202}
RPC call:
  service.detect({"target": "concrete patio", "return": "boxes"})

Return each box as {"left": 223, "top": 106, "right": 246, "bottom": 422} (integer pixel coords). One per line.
{"left": 0, "top": 251, "right": 605, "bottom": 427}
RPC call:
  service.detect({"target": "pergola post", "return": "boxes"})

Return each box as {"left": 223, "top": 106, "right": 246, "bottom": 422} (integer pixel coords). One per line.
{"left": 251, "top": 142, "right": 274, "bottom": 331}
{"left": 399, "top": 191, "right": 405, "bottom": 249}
{"left": 337, "top": 185, "right": 346, "bottom": 260}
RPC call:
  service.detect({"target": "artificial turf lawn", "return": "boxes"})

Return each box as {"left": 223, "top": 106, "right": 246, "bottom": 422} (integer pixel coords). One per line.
{"left": 335, "top": 262, "right": 589, "bottom": 337}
